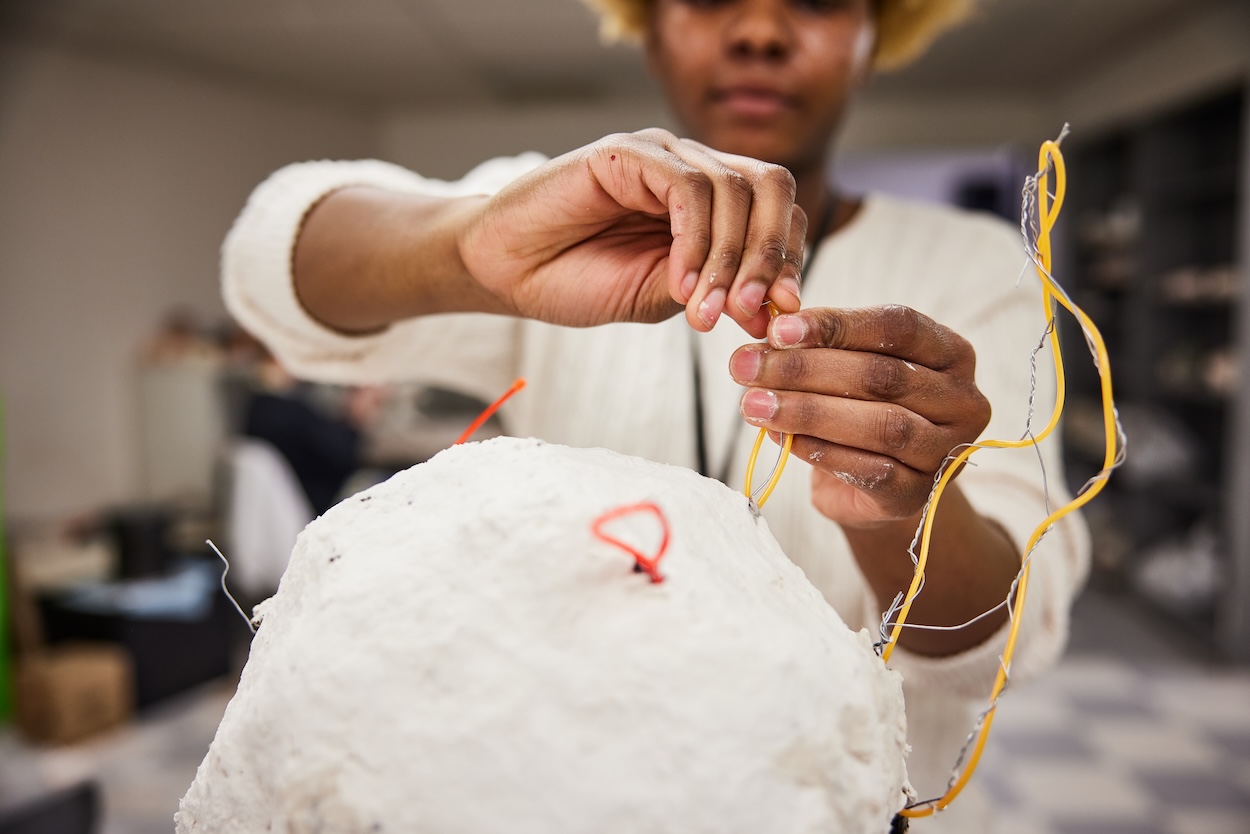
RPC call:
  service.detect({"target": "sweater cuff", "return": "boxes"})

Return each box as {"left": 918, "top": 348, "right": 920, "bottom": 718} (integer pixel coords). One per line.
{"left": 220, "top": 155, "right": 546, "bottom": 384}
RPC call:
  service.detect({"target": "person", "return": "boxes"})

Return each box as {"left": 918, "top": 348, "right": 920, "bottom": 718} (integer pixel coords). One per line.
{"left": 240, "top": 345, "right": 385, "bottom": 516}
{"left": 222, "top": 0, "right": 1090, "bottom": 828}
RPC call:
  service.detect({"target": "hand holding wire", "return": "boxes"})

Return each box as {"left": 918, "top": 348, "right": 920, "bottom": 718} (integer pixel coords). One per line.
{"left": 457, "top": 128, "right": 804, "bottom": 338}
{"left": 732, "top": 305, "right": 990, "bottom": 526}
{"left": 737, "top": 128, "right": 1124, "bottom": 818}
{"left": 888, "top": 126, "right": 1124, "bottom": 818}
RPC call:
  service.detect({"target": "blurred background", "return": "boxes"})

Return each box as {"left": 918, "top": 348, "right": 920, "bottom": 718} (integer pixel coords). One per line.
{"left": 0, "top": 0, "right": 1247, "bottom": 832}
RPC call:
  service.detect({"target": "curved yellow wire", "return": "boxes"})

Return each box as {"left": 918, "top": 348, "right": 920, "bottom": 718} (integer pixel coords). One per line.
{"left": 743, "top": 423, "right": 794, "bottom": 507}
{"left": 887, "top": 138, "right": 1121, "bottom": 817}
{"left": 743, "top": 301, "right": 794, "bottom": 508}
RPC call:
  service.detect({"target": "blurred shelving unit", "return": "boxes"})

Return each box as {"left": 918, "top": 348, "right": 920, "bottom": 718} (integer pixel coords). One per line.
{"left": 1057, "top": 84, "right": 1250, "bottom": 661}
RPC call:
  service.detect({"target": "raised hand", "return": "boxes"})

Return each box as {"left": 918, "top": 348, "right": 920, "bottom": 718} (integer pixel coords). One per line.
{"left": 729, "top": 305, "right": 992, "bottom": 527}
{"left": 457, "top": 129, "right": 807, "bottom": 337}
{"left": 295, "top": 129, "right": 805, "bottom": 338}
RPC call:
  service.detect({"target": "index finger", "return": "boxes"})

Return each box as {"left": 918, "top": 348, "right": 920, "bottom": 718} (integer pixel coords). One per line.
{"left": 767, "top": 305, "right": 970, "bottom": 371}
{"left": 687, "top": 143, "right": 804, "bottom": 328}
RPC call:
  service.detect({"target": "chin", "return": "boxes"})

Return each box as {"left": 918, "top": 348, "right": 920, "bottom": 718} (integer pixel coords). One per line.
{"left": 702, "top": 131, "right": 793, "bottom": 165}
{"left": 691, "top": 119, "right": 810, "bottom": 168}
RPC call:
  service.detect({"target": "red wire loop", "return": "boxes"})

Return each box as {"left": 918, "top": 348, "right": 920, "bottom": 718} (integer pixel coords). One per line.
{"left": 590, "top": 501, "right": 671, "bottom": 584}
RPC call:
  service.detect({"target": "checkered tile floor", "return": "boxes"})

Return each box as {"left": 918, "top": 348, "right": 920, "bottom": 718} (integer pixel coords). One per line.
{"left": 976, "top": 593, "right": 1250, "bottom": 834}
{"left": 5, "top": 589, "right": 1249, "bottom": 833}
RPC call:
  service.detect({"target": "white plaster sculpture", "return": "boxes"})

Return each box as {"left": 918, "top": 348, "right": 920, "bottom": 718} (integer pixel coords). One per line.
{"left": 178, "top": 437, "right": 909, "bottom": 833}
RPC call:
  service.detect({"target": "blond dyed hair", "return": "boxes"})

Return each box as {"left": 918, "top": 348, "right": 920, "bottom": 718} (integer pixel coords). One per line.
{"left": 580, "top": 0, "right": 974, "bottom": 71}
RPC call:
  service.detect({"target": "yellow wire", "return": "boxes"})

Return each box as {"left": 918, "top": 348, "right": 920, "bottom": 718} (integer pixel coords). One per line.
{"left": 744, "top": 424, "right": 795, "bottom": 507}
{"left": 730, "top": 136, "right": 1115, "bottom": 816}
{"left": 885, "top": 138, "right": 1122, "bottom": 817}
{"left": 743, "top": 301, "right": 794, "bottom": 508}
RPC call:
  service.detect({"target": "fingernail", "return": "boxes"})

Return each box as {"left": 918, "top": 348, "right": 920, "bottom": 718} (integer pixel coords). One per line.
{"left": 737, "top": 282, "right": 766, "bottom": 316}
{"left": 740, "top": 389, "right": 778, "bottom": 421}
{"left": 771, "top": 314, "right": 805, "bottom": 347}
{"left": 680, "top": 270, "right": 698, "bottom": 301}
{"left": 729, "top": 348, "right": 762, "bottom": 383}
{"left": 779, "top": 276, "right": 801, "bottom": 301}
{"left": 698, "top": 287, "right": 726, "bottom": 329}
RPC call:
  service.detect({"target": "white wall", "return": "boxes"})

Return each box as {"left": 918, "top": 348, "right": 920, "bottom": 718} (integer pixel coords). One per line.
{"left": 839, "top": 92, "right": 1053, "bottom": 156}
{"left": 378, "top": 98, "right": 674, "bottom": 179}
{"left": 0, "top": 41, "right": 376, "bottom": 522}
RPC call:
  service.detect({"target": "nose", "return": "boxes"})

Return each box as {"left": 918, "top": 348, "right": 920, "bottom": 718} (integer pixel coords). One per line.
{"left": 725, "top": 0, "right": 794, "bottom": 61}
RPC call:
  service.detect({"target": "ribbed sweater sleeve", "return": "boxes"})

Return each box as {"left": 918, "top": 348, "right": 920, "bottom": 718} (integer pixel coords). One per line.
{"left": 220, "top": 154, "right": 546, "bottom": 401}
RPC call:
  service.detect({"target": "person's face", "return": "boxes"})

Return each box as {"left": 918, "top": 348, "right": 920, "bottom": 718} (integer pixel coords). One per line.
{"left": 646, "top": 0, "right": 876, "bottom": 174}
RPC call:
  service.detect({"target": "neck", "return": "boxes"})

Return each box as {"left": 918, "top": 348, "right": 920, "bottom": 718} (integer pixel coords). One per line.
{"left": 795, "top": 165, "right": 855, "bottom": 246}
{"left": 793, "top": 167, "right": 837, "bottom": 247}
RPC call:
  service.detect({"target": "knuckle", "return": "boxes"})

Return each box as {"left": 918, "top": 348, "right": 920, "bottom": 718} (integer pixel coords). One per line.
{"left": 587, "top": 138, "right": 626, "bottom": 166}
{"left": 794, "top": 395, "right": 823, "bottom": 432}
{"left": 880, "top": 408, "right": 912, "bottom": 451}
{"left": 771, "top": 347, "right": 809, "bottom": 381}
{"left": 790, "top": 203, "right": 809, "bottom": 236}
{"left": 863, "top": 354, "right": 906, "bottom": 400}
{"left": 596, "top": 132, "right": 630, "bottom": 147}
{"left": 878, "top": 304, "right": 921, "bottom": 345}
{"left": 951, "top": 332, "right": 978, "bottom": 369}
{"left": 760, "top": 164, "right": 797, "bottom": 198}
{"left": 846, "top": 459, "right": 901, "bottom": 494}
{"left": 633, "top": 127, "right": 675, "bottom": 144}
{"left": 713, "top": 246, "right": 743, "bottom": 275}
{"left": 682, "top": 169, "right": 714, "bottom": 198}
{"left": 685, "top": 225, "right": 713, "bottom": 254}
{"left": 875, "top": 460, "right": 902, "bottom": 492}
{"left": 970, "top": 390, "right": 992, "bottom": 432}
{"left": 596, "top": 132, "right": 643, "bottom": 158}
{"left": 809, "top": 310, "right": 843, "bottom": 347}
{"left": 720, "top": 169, "right": 752, "bottom": 203}
{"left": 754, "top": 235, "right": 789, "bottom": 272}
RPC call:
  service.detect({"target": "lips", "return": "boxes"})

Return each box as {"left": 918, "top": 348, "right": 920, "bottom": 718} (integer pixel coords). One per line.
{"left": 711, "top": 85, "right": 799, "bottom": 120}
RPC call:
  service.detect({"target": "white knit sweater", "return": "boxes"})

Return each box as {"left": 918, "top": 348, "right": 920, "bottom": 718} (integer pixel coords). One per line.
{"left": 223, "top": 156, "right": 1091, "bottom": 831}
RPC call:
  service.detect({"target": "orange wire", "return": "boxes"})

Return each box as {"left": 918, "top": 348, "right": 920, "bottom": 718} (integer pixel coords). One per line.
{"left": 454, "top": 377, "right": 527, "bottom": 445}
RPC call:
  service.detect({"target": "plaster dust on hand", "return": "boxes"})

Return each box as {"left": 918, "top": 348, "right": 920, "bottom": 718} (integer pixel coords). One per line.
{"left": 176, "top": 437, "right": 910, "bottom": 834}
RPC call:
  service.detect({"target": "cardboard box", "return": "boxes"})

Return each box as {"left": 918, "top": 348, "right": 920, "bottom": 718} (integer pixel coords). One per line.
{"left": 15, "top": 643, "right": 133, "bottom": 745}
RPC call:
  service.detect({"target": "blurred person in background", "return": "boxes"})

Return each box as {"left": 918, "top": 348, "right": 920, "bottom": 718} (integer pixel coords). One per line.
{"left": 222, "top": 0, "right": 1089, "bottom": 829}
{"left": 241, "top": 343, "right": 386, "bottom": 516}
